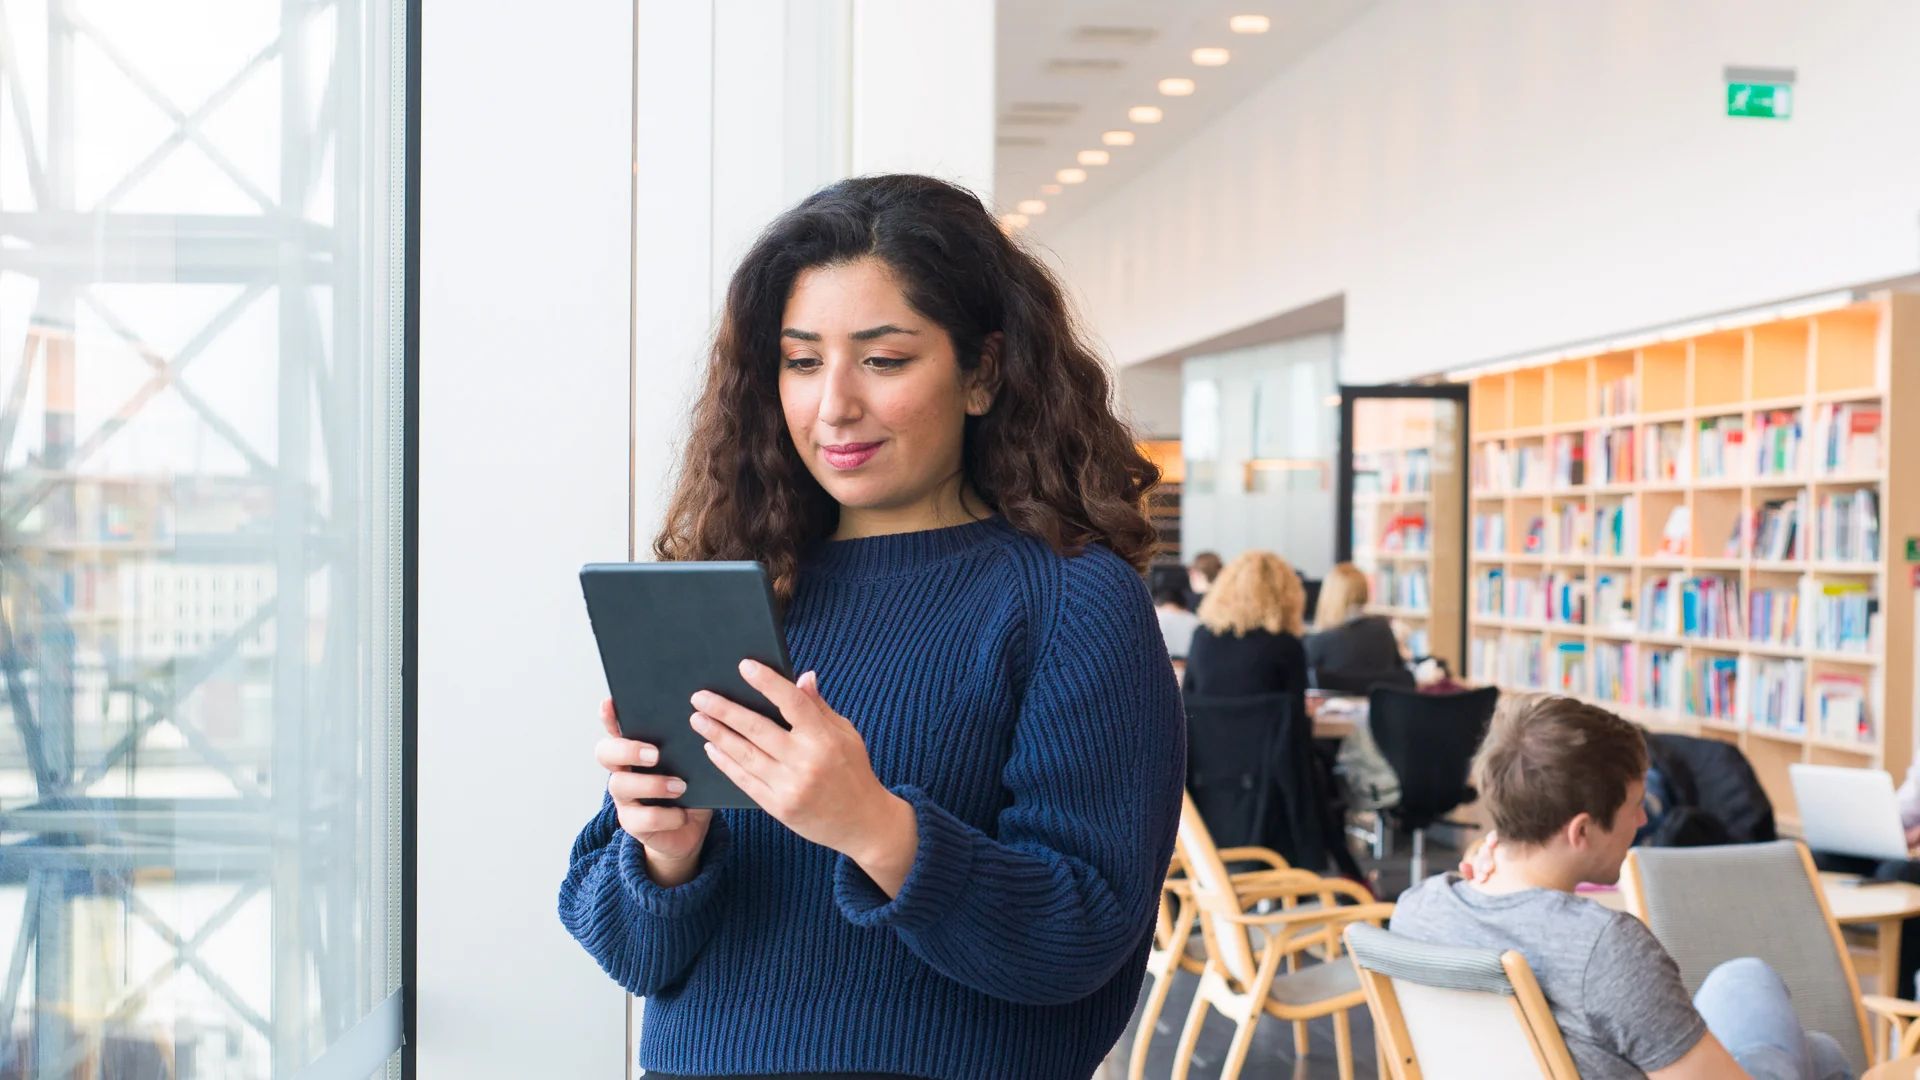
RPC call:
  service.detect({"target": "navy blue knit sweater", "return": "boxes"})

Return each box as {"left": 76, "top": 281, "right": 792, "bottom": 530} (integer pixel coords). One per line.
{"left": 558, "top": 516, "right": 1185, "bottom": 1078}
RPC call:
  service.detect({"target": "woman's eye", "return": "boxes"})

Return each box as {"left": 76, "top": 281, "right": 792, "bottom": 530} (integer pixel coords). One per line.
{"left": 865, "top": 355, "right": 910, "bottom": 371}
{"left": 782, "top": 356, "right": 820, "bottom": 372}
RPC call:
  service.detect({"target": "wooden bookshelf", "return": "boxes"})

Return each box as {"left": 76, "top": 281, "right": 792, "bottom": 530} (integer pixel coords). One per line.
{"left": 1462, "top": 294, "right": 1920, "bottom": 828}
{"left": 1349, "top": 397, "right": 1465, "bottom": 672}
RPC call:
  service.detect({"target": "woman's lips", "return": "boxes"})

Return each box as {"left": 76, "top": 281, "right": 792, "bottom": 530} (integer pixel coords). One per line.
{"left": 821, "top": 441, "right": 883, "bottom": 470}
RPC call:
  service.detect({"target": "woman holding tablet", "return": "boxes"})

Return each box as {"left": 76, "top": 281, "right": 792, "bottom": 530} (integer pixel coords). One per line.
{"left": 558, "top": 175, "right": 1184, "bottom": 1079}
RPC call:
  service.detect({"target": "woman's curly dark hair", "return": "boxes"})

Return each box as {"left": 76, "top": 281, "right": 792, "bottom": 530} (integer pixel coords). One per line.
{"left": 654, "top": 174, "right": 1161, "bottom": 601}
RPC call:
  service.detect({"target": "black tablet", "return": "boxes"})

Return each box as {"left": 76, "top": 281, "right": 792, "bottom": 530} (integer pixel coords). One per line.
{"left": 579, "top": 561, "right": 793, "bottom": 810}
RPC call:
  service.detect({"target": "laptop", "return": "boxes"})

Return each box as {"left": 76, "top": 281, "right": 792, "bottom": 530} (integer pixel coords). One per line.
{"left": 1790, "top": 763, "right": 1911, "bottom": 862}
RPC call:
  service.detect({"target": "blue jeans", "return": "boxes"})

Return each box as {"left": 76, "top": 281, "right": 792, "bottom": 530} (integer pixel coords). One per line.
{"left": 1694, "top": 957, "right": 1854, "bottom": 1080}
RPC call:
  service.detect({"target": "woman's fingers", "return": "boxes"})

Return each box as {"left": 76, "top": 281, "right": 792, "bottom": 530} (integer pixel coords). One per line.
{"left": 607, "top": 769, "right": 687, "bottom": 804}
{"left": 615, "top": 802, "right": 694, "bottom": 836}
{"left": 691, "top": 710, "right": 776, "bottom": 784}
{"left": 704, "top": 740, "right": 777, "bottom": 810}
{"left": 594, "top": 736, "right": 658, "bottom": 772}
{"left": 690, "top": 689, "right": 791, "bottom": 753}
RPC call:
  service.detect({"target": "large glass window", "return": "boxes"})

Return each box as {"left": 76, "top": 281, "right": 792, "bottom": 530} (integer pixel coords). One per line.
{"left": 0, "top": 1, "right": 408, "bottom": 1075}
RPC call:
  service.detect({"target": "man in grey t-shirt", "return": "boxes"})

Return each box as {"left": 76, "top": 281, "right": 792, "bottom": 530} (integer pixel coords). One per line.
{"left": 1391, "top": 695, "right": 1851, "bottom": 1080}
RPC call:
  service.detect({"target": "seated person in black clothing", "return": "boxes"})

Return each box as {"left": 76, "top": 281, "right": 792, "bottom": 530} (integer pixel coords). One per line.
{"left": 1305, "top": 562, "right": 1414, "bottom": 693}
{"left": 1183, "top": 550, "right": 1310, "bottom": 696}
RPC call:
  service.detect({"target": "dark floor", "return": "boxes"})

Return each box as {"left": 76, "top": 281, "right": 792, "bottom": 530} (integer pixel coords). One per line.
{"left": 1100, "top": 826, "right": 1469, "bottom": 1080}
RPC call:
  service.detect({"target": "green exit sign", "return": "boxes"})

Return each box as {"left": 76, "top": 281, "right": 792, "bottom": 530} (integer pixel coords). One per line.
{"left": 1725, "top": 66, "right": 1795, "bottom": 120}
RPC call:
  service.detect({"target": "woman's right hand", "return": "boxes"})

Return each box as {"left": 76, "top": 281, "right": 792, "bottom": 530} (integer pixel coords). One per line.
{"left": 598, "top": 699, "right": 713, "bottom": 883}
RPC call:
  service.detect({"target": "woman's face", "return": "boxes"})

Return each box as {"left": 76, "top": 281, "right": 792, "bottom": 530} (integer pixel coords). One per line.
{"left": 778, "top": 257, "right": 993, "bottom": 521}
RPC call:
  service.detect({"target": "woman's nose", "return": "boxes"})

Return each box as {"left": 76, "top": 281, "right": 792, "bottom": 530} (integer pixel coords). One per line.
{"left": 818, "top": 360, "right": 862, "bottom": 426}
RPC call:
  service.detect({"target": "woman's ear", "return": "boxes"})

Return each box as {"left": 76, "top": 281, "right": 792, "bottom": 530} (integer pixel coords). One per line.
{"left": 966, "top": 332, "right": 1003, "bottom": 416}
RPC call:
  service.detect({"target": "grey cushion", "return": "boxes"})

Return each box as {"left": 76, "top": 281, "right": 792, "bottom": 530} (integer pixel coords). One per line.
{"left": 1268, "top": 956, "right": 1362, "bottom": 1006}
{"left": 1345, "top": 921, "right": 1516, "bottom": 996}
{"left": 1630, "top": 841, "right": 1867, "bottom": 1074}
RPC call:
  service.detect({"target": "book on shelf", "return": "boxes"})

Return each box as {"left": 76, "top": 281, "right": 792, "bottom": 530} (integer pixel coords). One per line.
{"left": 1640, "top": 573, "right": 1681, "bottom": 636}
{"left": 1696, "top": 415, "right": 1746, "bottom": 481}
{"left": 1594, "top": 573, "right": 1634, "bottom": 631}
{"left": 1523, "top": 515, "right": 1547, "bottom": 554}
{"left": 1658, "top": 504, "right": 1690, "bottom": 556}
{"left": 1594, "top": 640, "right": 1634, "bottom": 703}
{"left": 1405, "top": 625, "right": 1431, "bottom": 657}
{"left": 1641, "top": 648, "right": 1681, "bottom": 712}
{"left": 1815, "top": 489, "right": 1880, "bottom": 563}
{"left": 1502, "top": 633, "right": 1544, "bottom": 690}
{"left": 1547, "top": 571, "right": 1588, "bottom": 626}
{"left": 1380, "top": 513, "right": 1430, "bottom": 553}
{"left": 1752, "top": 410, "right": 1803, "bottom": 478}
{"left": 1810, "top": 580, "right": 1876, "bottom": 653}
{"left": 1597, "top": 376, "right": 1635, "bottom": 417}
{"left": 1474, "top": 441, "right": 1509, "bottom": 492}
{"left": 1469, "top": 637, "right": 1499, "bottom": 683}
{"left": 1553, "top": 502, "right": 1592, "bottom": 556}
{"left": 1746, "top": 495, "right": 1804, "bottom": 562}
{"left": 1644, "top": 423, "right": 1687, "bottom": 483}
{"left": 1811, "top": 402, "right": 1883, "bottom": 475}
{"left": 1747, "top": 658, "right": 1806, "bottom": 735}
{"left": 1512, "top": 442, "right": 1547, "bottom": 491}
{"left": 1594, "top": 427, "right": 1635, "bottom": 485}
{"left": 1679, "top": 575, "right": 1743, "bottom": 640}
{"left": 1747, "top": 588, "right": 1800, "bottom": 647}
{"left": 1552, "top": 434, "right": 1587, "bottom": 487}
{"left": 1554, "top": 641, "right": 1589, "bottom": 696}
{"left": 1812, "top": 673, "right": 1870, "bottom": 744}
{"left": 1505, "top": 573, "right": 1546, "bottom": 622}
{"left": 1377, "top": 565, "right": 1432, "bottom": 611}
{"left": 1396, "top": 448, "right": 1433, "bottom": 494}
{"left": 1473, "top": 513, "right": 1508, "bottom": 555}
{"left": 1595, "top": 498, "right": 1634, "bottom": 559}
{"left": 1474, "top": 567, "right": 1505, "bottom": 617}
{"left": 1685, "top": 654, "right": 1738, "bottom": 721}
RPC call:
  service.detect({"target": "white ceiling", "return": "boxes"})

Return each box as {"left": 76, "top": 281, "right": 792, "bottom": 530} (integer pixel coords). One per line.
{"left": 994, "top": 0, "right": 1377, "bottom": 236}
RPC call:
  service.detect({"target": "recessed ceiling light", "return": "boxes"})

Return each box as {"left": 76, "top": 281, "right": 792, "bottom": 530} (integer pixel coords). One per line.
{"left": 999, "top": 212, "right": 1030, "bottom": 230}
{"left": 1056, "top": 168, "right": 1088, "bottom": 184}
{"left": 1016, "top": 199, "right": 1047, "bottom": 215}
{"left": 1040, "top": 183, "right": 1063, "bottom": 195}
{"left": 1128, "top": 105, "right": 1164, "bottom": 124}
{"left": 1158, "top": 77, "right": 1195, "bottom": 97}
{"left": 1191, "top": 47, "right": 1230, "bottom": 67}
{"left": 1229, "top": 14, "right": 1271, "bottom": 34}
{"left": 1101, "top": 130, "right": 1135, "bottom": 146}
{"left": 1076, "top": 149, "right": 1111, "bottom": 166}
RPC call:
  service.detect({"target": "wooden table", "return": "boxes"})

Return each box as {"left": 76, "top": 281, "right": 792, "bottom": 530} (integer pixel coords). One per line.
{"left": 1306, "top": 693, "right": 1366, "bottom": 740}
{"left": 1584, "top": 874, "right": 1920, "bottom": 995}
{"left": 1867, "top": 1054, "right": 1920, "bottom": 1080}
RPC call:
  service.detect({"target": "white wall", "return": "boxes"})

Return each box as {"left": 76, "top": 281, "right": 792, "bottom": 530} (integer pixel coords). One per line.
{"left": 417, "top": 2, "right": 634, "bottom": 1075}
{"left": 1179, "top": 334, "right": 1341, "bottom": 574}
{"left": 851, "top": 0, "right": 996, "bottom": 201}
{"left": 1043, "top": 0, "right": 1920, "bottom": 383}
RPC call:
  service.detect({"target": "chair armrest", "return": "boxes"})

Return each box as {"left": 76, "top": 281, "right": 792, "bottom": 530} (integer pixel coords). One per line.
{"left": 1863, "top": 994, "right": 1920, "bottom": 1020}
{"left": 1224, "top": 874, "right": 1377, "bottom": 911}
{"left": 1222, "top": 901, "right": 1396, "bottom": 930}
{"left": 1217, "top": 846, "right": 1291, "bottom": 872}
{"left": 1165, "top": 868, "right": 1318, "bottom": 899}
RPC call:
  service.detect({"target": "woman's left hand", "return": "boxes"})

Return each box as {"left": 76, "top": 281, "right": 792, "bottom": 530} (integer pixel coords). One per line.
{"left": 691, "top": 660, "right": 918, "bottom": 894}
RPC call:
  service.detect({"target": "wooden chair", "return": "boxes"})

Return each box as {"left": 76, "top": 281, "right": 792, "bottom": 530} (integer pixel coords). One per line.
{"left": 1129, "top": 845, "right": 1298, "bottom": 1080}
{"left": 1620, "top": 840, "right": 1874, "bottom": 1072}
{"left": 1346, "top": 922, "right": 1579, "bottom": 1079}
{"left": 1167, "top": 793, "right": 1394, "bottom": 1080}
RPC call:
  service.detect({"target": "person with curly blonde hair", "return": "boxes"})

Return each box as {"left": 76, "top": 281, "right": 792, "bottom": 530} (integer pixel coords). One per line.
{"left": 1183, "top": 551, "right": 1311, "bottom": 697}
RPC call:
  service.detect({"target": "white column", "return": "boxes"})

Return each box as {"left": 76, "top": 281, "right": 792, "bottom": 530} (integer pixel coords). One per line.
{"left": 416, "top": 2, "right": 634, "bottom": 1076}
{"left": 850, "top": 0, "right": 995, "bottom": 202}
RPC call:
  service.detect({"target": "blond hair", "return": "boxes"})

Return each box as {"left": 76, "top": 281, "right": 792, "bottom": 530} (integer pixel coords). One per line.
{"left": 1313, "top": 563, "right": 1371, "bottom": 630}
{"left": 1197, "top": 551, "right": 1306, "bottom": 637}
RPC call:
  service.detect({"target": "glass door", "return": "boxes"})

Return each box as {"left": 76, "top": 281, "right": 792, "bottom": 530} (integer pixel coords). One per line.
{"left": 1336, "top": 385, "right": 1469, "bottom": 677}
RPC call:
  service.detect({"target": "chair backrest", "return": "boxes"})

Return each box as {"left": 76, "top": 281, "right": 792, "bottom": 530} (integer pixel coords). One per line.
{"left": 1621, "top": 840, "right": 1870, "bottom": 1074}
{"left": 1183, "top": 691, "right": 1326, "bottom": 869}
{"left": 1366, "top": 685, "right": 1499, "bottom": 829}
{"left": 1175, "top": 791, "right": 1293, "bottom": 988}
{"left": 1351, "top": 914, "right": 1574, "bottom": 1076}
{"left": 1346, "top": 923, "right": 1579, "bottom": 1080}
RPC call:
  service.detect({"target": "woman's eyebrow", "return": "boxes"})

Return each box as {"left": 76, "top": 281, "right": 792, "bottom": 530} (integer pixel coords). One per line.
{"left": 779, "top": 325, "right": 919, "bottom": 343}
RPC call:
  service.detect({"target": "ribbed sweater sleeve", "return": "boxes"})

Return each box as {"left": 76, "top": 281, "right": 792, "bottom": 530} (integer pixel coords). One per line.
{"left": 557, "top": 791, "right": 735, "bottom": 996}
{"left": 832, "top": 550, "right": 1185, "bottom": 1006}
